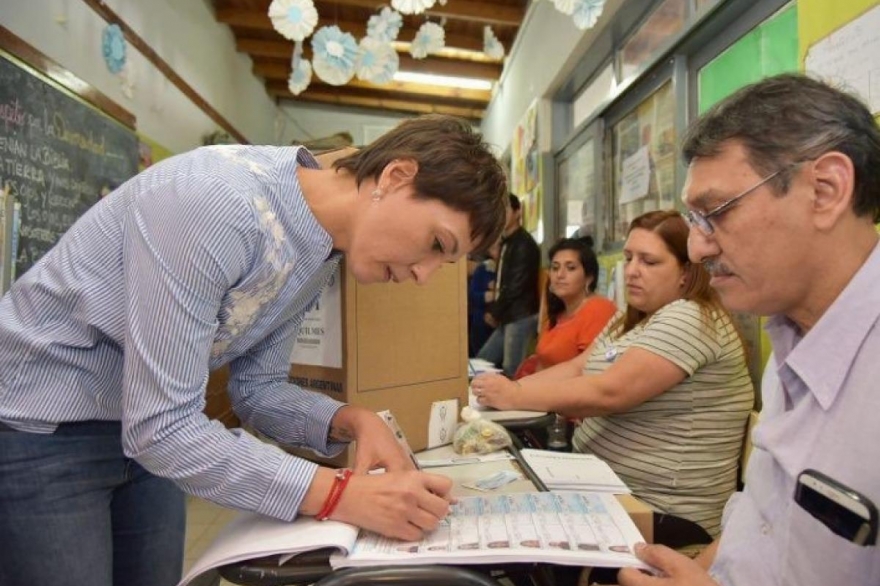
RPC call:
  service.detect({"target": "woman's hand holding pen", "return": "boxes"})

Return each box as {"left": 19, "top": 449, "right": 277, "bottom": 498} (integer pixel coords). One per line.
{"left": 332, "top": 471, "right": 454, "bottom": 541}
{"left": 323, "top": 405, "right": 455, "bottom": 540}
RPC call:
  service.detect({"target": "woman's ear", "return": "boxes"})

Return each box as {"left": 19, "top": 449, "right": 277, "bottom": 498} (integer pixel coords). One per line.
{"left": 379, "top": 158, "right": 419, "bottom": 193}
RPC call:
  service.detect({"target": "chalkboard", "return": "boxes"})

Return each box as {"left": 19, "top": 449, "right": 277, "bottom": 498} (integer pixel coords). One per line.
{"left": 0, "top": 51, "right": 138, "bottom": 276}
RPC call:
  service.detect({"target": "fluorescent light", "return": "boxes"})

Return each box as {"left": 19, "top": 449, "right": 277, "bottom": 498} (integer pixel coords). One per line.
{"left": 393, "top": 71, "right": 493, "bottom": 91}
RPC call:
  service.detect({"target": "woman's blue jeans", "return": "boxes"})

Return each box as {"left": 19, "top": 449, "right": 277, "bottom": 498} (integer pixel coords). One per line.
{"left": 0, "top": 421, "right": 186, "bottom": 586}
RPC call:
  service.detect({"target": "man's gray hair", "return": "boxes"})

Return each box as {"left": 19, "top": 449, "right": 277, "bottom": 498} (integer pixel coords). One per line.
{"left": 682, "top": 74, "right": 880, "bottom": 222}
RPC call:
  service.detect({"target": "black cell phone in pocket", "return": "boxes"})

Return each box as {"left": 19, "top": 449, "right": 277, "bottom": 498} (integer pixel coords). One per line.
{"left": 795, "top": 469, "right": 878, "bottom": 546}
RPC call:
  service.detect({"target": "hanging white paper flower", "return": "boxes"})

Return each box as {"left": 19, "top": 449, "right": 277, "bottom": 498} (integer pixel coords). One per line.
{"left": 288, "top": 59, "right": 312, "bottom": 95}
{"left": 356, "top": 37, "right": 399, "bottom": 85}
{"left": 367, "top": 7, "right": 404, "bottom": 42}
{"left": 312, "top": 26, "right": 358, "bottom": 85}
{"left": 572, "top": 0, "right": 606, "bottom": 30}
{"left": 483, "top": 26, "right": 505, "bottom": 60}
{"left": 268, "top": 0, "right": 318, "bottom": 42}
{"left": 102, "top": 24, "right": 126, "bottom": 74}
{"left": 391, "top": 0, "right": 436, "bottom": 16}
{"left": 119, "top": 60, "right": 136, "bottom": 99}
{"left": 552, "top": 0, "right": 576, "bottom": 16}
{"left": 410, "top": 22, "right": 445, "bottom": 59}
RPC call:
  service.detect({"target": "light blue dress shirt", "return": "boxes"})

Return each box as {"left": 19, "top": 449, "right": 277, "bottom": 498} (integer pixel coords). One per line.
{"left": 0, "top": 145, "right": 348, "bottom": 521}
{"left": 710, "top": 241, "right": 880, "bottom": 584}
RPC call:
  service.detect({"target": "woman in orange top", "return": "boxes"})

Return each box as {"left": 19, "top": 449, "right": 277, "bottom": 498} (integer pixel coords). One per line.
{"left": 534, "top": 237, "right": 617, "bottom": 370}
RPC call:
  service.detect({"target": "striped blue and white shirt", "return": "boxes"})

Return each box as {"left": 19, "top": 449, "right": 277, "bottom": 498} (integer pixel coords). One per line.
{"left": 0, "top": 145, "right": 347, "bottom": 521}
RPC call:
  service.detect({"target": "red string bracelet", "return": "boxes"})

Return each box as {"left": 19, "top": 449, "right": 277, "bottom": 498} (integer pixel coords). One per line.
{"left": 316, "top": 468, "right": 353, "bottom": 521}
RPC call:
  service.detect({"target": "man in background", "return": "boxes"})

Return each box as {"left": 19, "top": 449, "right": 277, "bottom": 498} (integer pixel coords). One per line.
{"left": 620, "top": 74, "right": 880, "bottom": 585}
{"left": 478, "top": 194, "right": 541, "bottom": 377}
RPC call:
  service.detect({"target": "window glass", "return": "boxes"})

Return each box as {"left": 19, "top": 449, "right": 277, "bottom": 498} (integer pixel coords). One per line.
{"left": 610, "top": 80, "right": 677, "bottom": 240}
{"left": 557, "top": 137, "right": 597, "bottom": 239}
{"left": 619, "top": 0, "right": 688, "bottom": 81}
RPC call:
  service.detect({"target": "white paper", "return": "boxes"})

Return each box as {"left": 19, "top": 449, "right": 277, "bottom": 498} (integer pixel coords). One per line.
{"left": 805, "top": 4, "right": 880, "bottom": 115}
{"left": 619, "top": 145, "right": 651, "bottom": 205}
{"left": 427, "top": 398, "right": 459, "bottom": 448}
{"left": 417, "top": 453, "right": 515, "bottom": 468}
{"left": 520, "top": 449, "right": 631, "bottom": 494}
{"left": 181, "top": 493, "right": 649, "bottom": 584}
{"left": 177, "top": 513, "right": 357, "bottom": 586}
{"left": 334, "top": 492, "right": 648, "bottom": 570}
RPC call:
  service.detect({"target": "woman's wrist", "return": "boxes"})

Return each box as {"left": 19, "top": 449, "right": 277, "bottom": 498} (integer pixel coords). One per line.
{"left": 510, "top": 379, "right": 524, "bottom": 408}
{"left": 316, "top": 468, "right": 353, "bottom": 521}
{"left": 329, "top": 405, "right": 369, "bottom": 443}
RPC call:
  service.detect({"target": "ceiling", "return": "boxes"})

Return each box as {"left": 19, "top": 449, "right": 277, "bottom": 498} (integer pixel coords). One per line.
{"left": 211, "top": 0, "right": 529, "bottom": 120}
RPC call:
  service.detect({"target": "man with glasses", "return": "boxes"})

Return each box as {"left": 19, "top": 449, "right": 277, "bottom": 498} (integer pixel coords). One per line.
{"left": 620, "top": 74, "right": 880, "bottom": 585}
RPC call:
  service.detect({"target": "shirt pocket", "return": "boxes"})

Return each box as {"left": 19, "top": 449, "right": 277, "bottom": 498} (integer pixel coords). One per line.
{"left": 783, "top": 501, "right": 879, "bottom": 585}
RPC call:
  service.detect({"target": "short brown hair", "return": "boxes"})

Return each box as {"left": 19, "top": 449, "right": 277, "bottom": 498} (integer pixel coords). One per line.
{"left": 611, "top": 210, "right": 729, "bottom": 337}
{"left": 333, "top": 115, "right": 508, "bottom": 253}
{"left": 682, "top": 74, "right": 880, "bottom": 222}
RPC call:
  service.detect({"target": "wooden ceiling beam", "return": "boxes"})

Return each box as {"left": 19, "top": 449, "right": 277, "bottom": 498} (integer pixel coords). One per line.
{"left": 218, "top": 0, "right": 523, "bottom": 28}
{"left": 238, "top": 39, "right": 501, "bottom": 75}
{"left": 312, "top": 0, "right": 525, "bottom": 27}
{"left": 249, "top": 51, "right": 500, "bottom": 80}
{"left": 217, "top": 8, "right": 484, "bottom": 51}
{"left": 273, "top": 88, "right": 485, "bottom": 120}
{"left": 265, "top": 79, "right": 489, "bottom": 105}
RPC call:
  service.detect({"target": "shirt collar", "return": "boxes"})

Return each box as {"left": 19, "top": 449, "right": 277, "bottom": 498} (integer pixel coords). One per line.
{"left": 768, "top": 241, "right": 880, "bottom": 410}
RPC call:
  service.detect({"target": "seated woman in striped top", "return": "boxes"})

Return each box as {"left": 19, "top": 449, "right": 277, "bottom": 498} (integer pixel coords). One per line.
{"left": 473, "top": 210, "right": 754, "bottom": 546}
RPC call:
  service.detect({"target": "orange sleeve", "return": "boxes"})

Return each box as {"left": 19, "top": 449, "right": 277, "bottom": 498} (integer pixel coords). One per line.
{"left": 535, "top": 297, "right": 618, "bottom": 369}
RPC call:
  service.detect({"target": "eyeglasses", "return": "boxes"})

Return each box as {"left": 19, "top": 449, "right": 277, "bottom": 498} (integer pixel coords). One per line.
{"left": 684, "top": 164, "right": 795, "bottom": 235}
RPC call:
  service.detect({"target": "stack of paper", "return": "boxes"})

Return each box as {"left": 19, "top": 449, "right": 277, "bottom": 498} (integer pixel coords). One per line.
{"left": 468, "top": 358, "right": 502, "bottom": 378}
{"left": 177, "top": 491, "right": 649, "bottom": 586}
{"left": 520, "top": 449, "right": 631, "bottom": 494}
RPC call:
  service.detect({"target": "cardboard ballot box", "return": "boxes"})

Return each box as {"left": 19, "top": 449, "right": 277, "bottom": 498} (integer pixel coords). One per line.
{"left": 288, "top": 258, "right": 469, "bottom": 464}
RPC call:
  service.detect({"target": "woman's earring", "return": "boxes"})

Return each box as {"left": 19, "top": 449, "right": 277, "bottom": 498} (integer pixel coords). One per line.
{"left": 371, "top": 188, "right": 383, "bottom": 202}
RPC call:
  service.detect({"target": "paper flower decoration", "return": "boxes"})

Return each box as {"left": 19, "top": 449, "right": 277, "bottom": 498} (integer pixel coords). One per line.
{"left": 119, "top": 61, "right": 136, "bottom": 99}
{"left": 552, "top": 0, "right": 576, "bottom": 16}
{"left": 268, "top": 0, "right": 318, "bottom": 42}
{"left": 102, "top": 24, "right": 126, "bottom": 74}
{"left": 483, "top": 26, "right": 505, "bottom": 60}
{"left": 288, "top": 59, "right": 312, "bottom": 95}
{"left": 391, "top": 0, "right": 436, "bottom": 16}
{"left": 367, "top": 7, "right": 403, "bottom": 42}
{"left": 356, "top": 38, "right": 399, "bottom": 85}
{"left": 410, "top": 22, "right": 445, "bottom": 59}
{"left": 312, "top": 26, "right": 358, "bottom": 85}
{"left": 572, "top": 0, "right": 605, "bottom": 30}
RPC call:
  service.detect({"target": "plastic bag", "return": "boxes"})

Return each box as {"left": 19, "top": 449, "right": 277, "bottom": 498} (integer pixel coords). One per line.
{"left": 453, "top": 408, "right": 512, "bottom": 454}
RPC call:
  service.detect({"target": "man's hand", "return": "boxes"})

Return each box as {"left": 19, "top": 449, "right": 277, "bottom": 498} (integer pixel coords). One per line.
{"left": 618, "top": 543, "right": 720, "bottom": 586}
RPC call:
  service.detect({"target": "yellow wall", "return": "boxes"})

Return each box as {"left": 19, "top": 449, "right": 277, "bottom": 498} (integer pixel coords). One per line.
{"left": 136, "top": 133, "right": 175, "bottom": 171}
